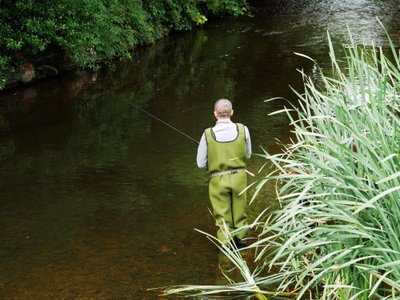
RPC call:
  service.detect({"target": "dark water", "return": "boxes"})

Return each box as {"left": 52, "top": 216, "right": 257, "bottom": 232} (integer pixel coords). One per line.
{"left": 1, "top": 1, "right": 400, "bottom": 299}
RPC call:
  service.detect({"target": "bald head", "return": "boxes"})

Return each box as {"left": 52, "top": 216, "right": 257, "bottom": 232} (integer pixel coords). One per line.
{"left": 214, "top": 98, "right": 233, "bottom": 119}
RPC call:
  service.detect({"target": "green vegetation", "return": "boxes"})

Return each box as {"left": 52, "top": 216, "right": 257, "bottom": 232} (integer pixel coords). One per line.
{"left": 0, "top": 0, "right": 249, "bottom": 89}
{"left": 163, "top": 29, "right": 400, "bottom": 299}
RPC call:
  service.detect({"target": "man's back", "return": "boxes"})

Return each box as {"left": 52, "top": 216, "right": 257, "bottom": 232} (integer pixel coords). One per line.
{"left": 196, "top": 119, "right": 251, "bottom": 170}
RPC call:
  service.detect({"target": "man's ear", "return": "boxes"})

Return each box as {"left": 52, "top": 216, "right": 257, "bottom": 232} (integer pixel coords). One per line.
{"left": 230, "top": 110, "right": 234, "bottom": 116}
{"left": 214, "top": 111, "right": 219, "bottom": 118}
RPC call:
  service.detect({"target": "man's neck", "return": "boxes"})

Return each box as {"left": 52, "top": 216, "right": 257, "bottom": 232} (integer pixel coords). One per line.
{"left": 216, "top": 117, "right": 231, "bottom": 122}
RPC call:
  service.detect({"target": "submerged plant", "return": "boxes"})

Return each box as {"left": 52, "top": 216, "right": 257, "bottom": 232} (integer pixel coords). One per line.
{"left": 162, "top": 220, "right": 273, "bottom": 300}
{"left": 162, "top": 26, "right": 400, "bottom": 299}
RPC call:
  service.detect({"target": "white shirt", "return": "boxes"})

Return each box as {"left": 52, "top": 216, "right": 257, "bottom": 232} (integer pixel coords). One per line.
{"left": 196, "top": 119, "right": 251, "bottom": 170}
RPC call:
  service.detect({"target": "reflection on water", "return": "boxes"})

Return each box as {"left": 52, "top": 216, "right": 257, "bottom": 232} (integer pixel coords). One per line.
{"left": 1, "top": 1, "right": 400, "bottom": 299}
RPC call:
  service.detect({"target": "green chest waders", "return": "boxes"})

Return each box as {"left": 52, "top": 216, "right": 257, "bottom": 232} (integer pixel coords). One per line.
{"left": 205, "top": 123, "right": 249, "bottom": 244}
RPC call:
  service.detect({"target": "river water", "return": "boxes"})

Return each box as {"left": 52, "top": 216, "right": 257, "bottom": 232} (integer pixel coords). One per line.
{"left": 1, "top": 1, "right": 399, "bottom": 299}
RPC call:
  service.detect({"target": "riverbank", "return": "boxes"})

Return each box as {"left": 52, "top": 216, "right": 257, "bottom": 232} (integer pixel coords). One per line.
{"left": 0, "top": 0, "right": 249, "bottom": 91}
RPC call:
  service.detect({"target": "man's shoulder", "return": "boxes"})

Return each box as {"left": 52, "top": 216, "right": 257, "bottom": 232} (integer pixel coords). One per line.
{"left": 204, "top": 127, "right": 214, "bottom": 139}
{"left": 234, "top": 123, "right": 248, "bottom": 130}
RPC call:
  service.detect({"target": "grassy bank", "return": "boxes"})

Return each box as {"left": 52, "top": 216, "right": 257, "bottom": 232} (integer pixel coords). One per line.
{"left": 254, "top": 29, "right": 400, "bottom": 299}
{"left": 163, "top": 29, "right": 400, "bottom": 299}
{"left": 0, "top": 0, "right": 249, "bottom": 90}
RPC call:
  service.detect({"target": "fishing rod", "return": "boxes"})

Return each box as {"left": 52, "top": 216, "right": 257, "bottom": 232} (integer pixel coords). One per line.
{"left": 129, "top": 101, "right": 199, "bottom": 144}
{"left": 128, "top": 100, "right": 255, "bottom": 177}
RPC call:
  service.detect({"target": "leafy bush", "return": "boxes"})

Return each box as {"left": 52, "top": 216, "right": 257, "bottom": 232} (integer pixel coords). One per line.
{"left": 0, "top": 0, "right": 153, "bottom": 69}
{"left": 0, "top": 0, "right": 249, "bottom": 89}
{"left": 0, "top": 56, "right": 9, "bottom": 90}
{"left": 202, "top": 0, "right": 250, "bottom": 16}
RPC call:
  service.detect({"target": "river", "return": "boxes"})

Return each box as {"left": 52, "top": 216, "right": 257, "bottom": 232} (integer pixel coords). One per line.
{"left": 1, "top": 0, "right": 399, "bottom": 299}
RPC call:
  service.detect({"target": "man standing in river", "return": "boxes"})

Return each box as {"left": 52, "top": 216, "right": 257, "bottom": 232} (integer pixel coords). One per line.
{"left": 196, "top": 98, "right": 252, "bottom": 248}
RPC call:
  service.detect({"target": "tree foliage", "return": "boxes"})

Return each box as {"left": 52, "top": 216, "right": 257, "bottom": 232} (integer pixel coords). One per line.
{"left": 0, "top": 0, "right": 249, "bottom": 89}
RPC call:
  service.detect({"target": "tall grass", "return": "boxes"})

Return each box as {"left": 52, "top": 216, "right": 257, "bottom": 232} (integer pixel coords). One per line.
{"left": 254, "top": 28, "right": 400, "bottom": 299}
{"left": 163, "top": 28, "right": 400, "bottom": 299}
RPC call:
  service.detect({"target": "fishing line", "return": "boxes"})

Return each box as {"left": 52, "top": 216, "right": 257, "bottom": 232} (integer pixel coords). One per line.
{"left": 129, "top": 101, "right": 199, "bottom": 144}
{"left": 125, "top": 99, "right": 255, "bottom": 176}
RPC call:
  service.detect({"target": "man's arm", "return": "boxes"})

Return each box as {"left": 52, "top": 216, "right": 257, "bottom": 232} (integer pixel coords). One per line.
{"left": 196, "top": 133, "right": 208, "bottom": 170}
{"left": 244, "top": 126, "right": 252, "bottom": 160}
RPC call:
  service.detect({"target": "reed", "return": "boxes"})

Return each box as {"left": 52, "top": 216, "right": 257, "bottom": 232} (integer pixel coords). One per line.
{"left": 163, "top": 27, "right": 400, "bottom": 299}
{"left": 253, "top": 27, "right": 400, "bottom": 299}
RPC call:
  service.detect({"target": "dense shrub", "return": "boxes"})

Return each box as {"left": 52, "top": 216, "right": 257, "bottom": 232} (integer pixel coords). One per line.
{"left": 0, "top": 0, "right": 249, "bottom": 89}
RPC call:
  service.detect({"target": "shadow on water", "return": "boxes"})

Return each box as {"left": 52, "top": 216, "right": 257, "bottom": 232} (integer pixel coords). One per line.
{"left": 1, "top": 1, "right": 400, "bottom": 299}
